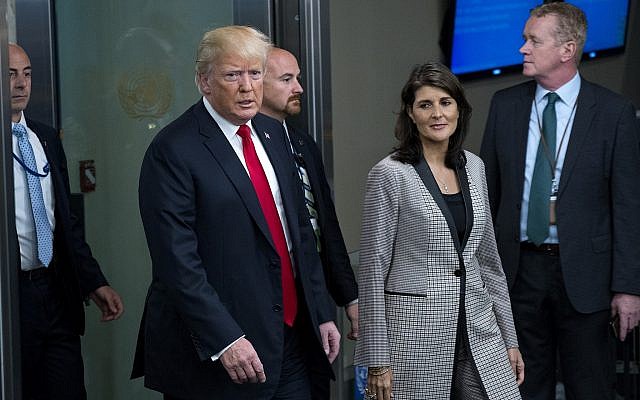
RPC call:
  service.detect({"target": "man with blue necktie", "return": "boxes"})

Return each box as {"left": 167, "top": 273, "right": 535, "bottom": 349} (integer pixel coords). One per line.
{"left": 9, "top": 43, "right": 124, "bottom": 400}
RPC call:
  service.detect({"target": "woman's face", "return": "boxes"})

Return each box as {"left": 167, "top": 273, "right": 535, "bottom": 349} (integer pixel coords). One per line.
{"left": 407, "top": 85, "right": 459, "bottom": 148}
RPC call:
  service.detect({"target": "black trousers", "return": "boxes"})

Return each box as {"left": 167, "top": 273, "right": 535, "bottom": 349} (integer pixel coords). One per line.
{"left": 451, "top": 356, "right": 488, "bottom": 400}
{"left": 511, "top": 245, "right": 615, "bottom": 400}
{"left": 308, "top": 368, "right": 331, "bottom": 400}
{"left": 450, "top": 286, "right": 488, "bottom": 400}
{"left": 272, "top": 323, "right": 312, "bottom": 400}
{"left": 20, "top": 268, "right": 86, "bottom": 400}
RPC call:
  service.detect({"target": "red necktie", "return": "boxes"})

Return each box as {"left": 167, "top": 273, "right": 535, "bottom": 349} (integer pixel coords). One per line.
{"left": 237, "top": 125, "right": 297, "bottom": 326}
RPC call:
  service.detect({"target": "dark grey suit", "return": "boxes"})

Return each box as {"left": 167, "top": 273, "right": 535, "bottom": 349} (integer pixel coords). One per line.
{"left": 287, "top": 125, "right": 357, "bottom": 399}
{"left": 480, "top": 78, "right": 640, "bottom": 399}
{"left": 287, "top": 125, "right": 357, "bottom": 307}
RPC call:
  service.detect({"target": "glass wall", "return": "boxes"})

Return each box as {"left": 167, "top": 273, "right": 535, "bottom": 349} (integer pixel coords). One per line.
{"left": 54, "top": 2, "right": 233, "bottom": 398}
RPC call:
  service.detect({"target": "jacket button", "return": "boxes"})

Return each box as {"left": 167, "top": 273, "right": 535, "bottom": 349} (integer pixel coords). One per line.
{"left": 272, "top": 304, "right": 282, "bottom": 312}
{"left": 454, "top": 270, "right": 463, "bottom": 277}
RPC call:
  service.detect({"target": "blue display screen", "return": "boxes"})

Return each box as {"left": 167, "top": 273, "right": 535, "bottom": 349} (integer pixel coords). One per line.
{"left": 448, "top": 0, "right": 630, "bottom": 78}
{"left": 578, "top": 0, "right": 629, "bottom": 57}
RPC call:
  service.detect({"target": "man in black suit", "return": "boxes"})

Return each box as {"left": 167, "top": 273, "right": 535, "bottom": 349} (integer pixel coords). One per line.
{"left": 9, "top": 43, "right": 124, "bottom": 400}
{"left": 261, "top": 47, "right": 359, "bottom": 399}
{"left": 132, "top": 26, "right": 340, "bottom": 399}
{"left": 480, "top": 3, "right": 640, "bottom": 399}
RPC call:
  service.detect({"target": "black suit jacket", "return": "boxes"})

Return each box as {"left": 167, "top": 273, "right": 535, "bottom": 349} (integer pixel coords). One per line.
{"left": 132, "top": 101, "right": 335, "bottom": 399}
{"left": 21, "top": 119, "right": 108, "bottom": 335}
{"left": 480, "top": 78, "right": 640, "bottom": 313}
{"left": 287, "top": 125, "right": 358, "bottom": 306}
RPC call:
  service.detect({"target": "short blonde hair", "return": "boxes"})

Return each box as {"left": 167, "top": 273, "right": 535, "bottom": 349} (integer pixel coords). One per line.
{"left": 195, "top": 25, "right": 272, "bottom": 90}
{"left": 531, "top": 2, "right": 587, "bottom": 63}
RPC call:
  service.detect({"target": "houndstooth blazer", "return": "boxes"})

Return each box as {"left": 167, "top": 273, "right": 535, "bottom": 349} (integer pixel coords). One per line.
{"left": 354, "top": 151, "right": 521, "bottom": 399}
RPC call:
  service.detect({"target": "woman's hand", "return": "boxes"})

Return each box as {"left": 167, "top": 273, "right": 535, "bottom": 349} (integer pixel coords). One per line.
{"left": 365, "top": 366, "right": 393, "bottom": 400}
{"left": 507, "top": 347, "right": 525, "bottom": 386}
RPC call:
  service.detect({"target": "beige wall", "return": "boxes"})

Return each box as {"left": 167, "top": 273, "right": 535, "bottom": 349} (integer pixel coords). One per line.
{"left": 330, "top": 0, "right": 446, "bottom": 251}
{"left": 330, "top": 0, "right": 640, "bottom": 252}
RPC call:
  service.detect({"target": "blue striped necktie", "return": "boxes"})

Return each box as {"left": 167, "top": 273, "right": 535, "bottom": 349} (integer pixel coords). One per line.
{"left": 13, "top": 124, "right": 54, "bottom": 267}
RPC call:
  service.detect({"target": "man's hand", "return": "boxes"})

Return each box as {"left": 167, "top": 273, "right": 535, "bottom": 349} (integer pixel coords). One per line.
{"left": 611, "top": 293, "right": 640, "bottom": 341}
{"left": 219, "top": 338, "right": 266, "bottom": 384}
{"left": 319, "top": 321, "right": 340, "bottom": 363}
{"left": 89, "top": 286, "right": 124, "bottom": 322}
{"left": 345, "top": 303, "right": 359, "bottom": 340}
{"left": 507, "top": 347, "right": 525, "bottom": 386}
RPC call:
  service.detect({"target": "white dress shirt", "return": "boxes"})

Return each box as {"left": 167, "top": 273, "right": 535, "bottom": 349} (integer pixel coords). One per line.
{"left": 13, "top": 112, "right": 56, "bottom": 270}
{"left": 520, "top": 73, "right": 581, "bottom": 244}
{"left": 203, "top": 98, "right": 292, "bottom": 251}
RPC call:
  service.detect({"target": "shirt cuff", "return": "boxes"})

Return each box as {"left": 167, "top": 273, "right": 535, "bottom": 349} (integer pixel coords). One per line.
{"left": 346, "top": 298, "right": 358, "bottom": 307}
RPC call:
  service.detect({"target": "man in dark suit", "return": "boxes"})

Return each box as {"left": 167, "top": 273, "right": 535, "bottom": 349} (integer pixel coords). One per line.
{"left": 9, "top": 43, "right": 124, "bottom": 400}
{"left": 480, "top": 3, "right": 640, "bottom": 399}
{"left": 132, "top": 26, "right": 340, "bottom": 399}
{"left": 261, "top": 47, "right": 359, "bottom": 399}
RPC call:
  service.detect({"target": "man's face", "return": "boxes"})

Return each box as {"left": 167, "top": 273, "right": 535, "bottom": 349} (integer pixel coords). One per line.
{"left": 198, "top": 53, "right": 264, "bottom": 125}
{"left": 519, "top": 15, "right": 566, "bottom": 81}
{"left": 9, "top": 45, "right": 32, "bottom": 122}
{"left": 262, "top": 50, "right": 303, "bottom": 122}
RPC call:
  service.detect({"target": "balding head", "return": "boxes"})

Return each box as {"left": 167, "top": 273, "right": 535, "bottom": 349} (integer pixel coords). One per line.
{"left": 261, "top": 47, "right": 303, "bottom": 122}
{"left": 8, "top": 43, "right": 32, "bottom": 122}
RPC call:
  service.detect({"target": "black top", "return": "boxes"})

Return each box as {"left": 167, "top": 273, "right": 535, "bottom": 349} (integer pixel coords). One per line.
{"left": 444, "top": 191, "right": 471, "bottom": 358}
{"left": 443, "top": 192, "right": 466, "bottom": 243}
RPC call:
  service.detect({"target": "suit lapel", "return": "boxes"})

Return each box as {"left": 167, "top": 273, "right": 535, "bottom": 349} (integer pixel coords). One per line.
{"left": 557, "top": 81, "right": 595, "bottom": 197}
{"left": 457, "top": 162, "right": 474, "bottom": 250}
{"left": 413, "top": 158, "right": 462, "bottom": 251}
{"left": 287, "top": 127, "right": 313, "bottom": 197}
{"left": 514, "top": 83, "right": 536, "bottom": 200}
{"left": 28, "top": 121, "right": 65, "bottom": 220}
{"left": 196, "top": 104, "right": 275, "bottom": 250}
{"left": 254, "top": 115, "right": 303, "bottom": 252}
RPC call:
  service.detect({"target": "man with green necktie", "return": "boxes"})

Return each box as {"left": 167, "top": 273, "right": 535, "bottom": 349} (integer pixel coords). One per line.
{"left": 480, "top": 3, "right": 640, "bottom": 399}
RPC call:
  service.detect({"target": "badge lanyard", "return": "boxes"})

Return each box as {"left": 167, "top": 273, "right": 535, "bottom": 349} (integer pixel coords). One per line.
{"left": 13, "top": 153, "right": 50, "bottom": 178}
{"left": 533, "top": 97, "right": 577, "bottom": 197}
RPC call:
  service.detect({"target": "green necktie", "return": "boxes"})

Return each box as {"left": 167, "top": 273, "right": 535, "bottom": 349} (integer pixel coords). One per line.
{"left": 527, "top": 92, "right": 559, "bottom": 245}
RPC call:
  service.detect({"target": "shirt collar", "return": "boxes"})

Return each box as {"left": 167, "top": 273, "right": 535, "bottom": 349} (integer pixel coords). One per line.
{"left": 202, "top": 96, "right": 255, "bottom": 141}
{"left": 535, "top": 72, "right": 581, "bottom": 107}
{"left": 12, "top": 112, "right": 28, "bottom": 130}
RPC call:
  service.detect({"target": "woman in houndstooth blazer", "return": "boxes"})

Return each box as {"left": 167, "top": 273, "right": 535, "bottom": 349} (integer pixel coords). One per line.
{"left": 354, "top": 63, "right": 524, "bottom": 400}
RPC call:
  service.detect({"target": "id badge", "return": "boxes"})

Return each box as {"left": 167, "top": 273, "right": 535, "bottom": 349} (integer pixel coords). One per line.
{"left": 549, "top": 178, "right": 559, "bottom": 225}
{"left": 549, "top": 194, "right": 557, "bottom": 225}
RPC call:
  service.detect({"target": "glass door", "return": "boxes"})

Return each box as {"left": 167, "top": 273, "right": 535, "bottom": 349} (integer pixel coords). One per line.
{"left": 54, "top": 2, "right": 235, "bottom": 399}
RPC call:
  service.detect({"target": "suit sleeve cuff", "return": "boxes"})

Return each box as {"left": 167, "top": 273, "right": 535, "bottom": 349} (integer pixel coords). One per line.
{"left": 345, "top": 298, "right": 358, "bottom": 307}
{"left": 210, "top": 335, "right": 245, "bottom": 362}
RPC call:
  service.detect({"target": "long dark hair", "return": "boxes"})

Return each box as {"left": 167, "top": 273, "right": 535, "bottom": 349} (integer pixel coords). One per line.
{"left": 392, "top": 62, "right": 472, "bottom": 169}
